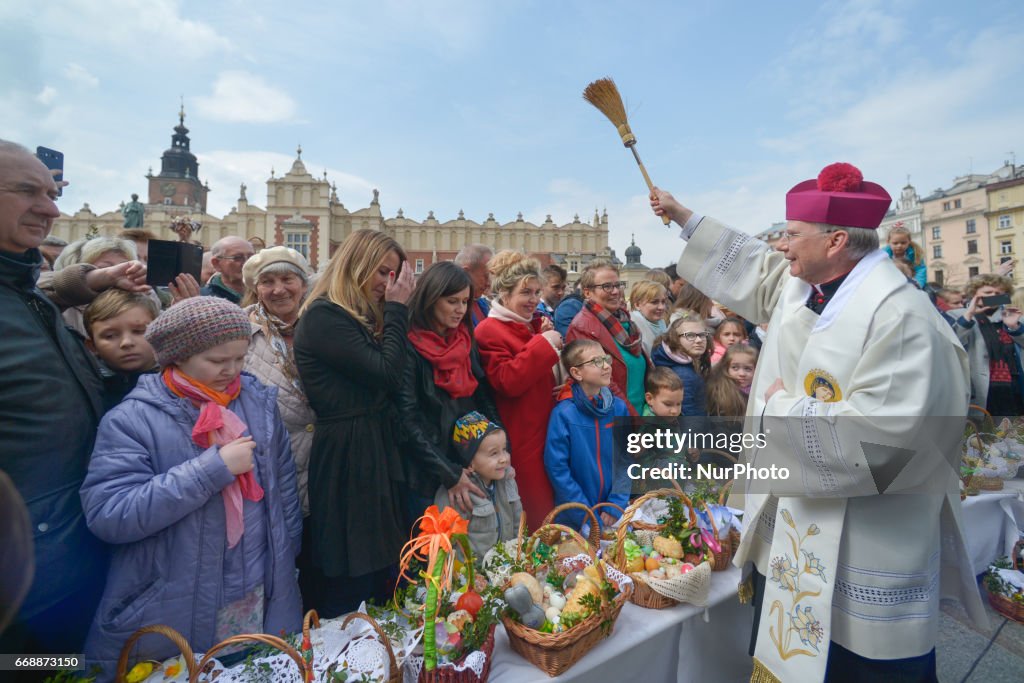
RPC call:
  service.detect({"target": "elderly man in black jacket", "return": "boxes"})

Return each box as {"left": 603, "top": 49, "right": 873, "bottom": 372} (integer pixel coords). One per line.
{"left": 0, "top": 140, "right": 148, "bottom": 663}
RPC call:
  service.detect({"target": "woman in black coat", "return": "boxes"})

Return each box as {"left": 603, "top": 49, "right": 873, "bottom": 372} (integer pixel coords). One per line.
{"left": 293, "top": 229, "right": 415, "bottom": 617}
{"left": 395, "top": 262, "right": 501, "bottom": 519}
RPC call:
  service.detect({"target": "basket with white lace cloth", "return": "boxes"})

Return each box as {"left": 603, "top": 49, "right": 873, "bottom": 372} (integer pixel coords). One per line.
{"left": 608, "top": 487, "right": 712, "bottom": 609}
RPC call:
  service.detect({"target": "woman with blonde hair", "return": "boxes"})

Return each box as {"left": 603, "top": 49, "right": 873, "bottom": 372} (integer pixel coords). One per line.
{"left": 293, "top": 229, "right": 415, "bottom": 616}
{"left": 475, "top": 250, "right": 563, "bottom": 529}
{"left": 629, "top": 280, "right": 668, "bottom": 356}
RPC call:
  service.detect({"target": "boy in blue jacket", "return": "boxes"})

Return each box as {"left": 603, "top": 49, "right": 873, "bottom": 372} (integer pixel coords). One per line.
{"left": 544, "top": 339, "right": 631, "bottom": 530}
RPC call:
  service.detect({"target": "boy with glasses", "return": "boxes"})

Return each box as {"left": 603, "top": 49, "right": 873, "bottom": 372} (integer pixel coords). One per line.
{"left": 543, "top": 339, "right": 630, "bottom": 530}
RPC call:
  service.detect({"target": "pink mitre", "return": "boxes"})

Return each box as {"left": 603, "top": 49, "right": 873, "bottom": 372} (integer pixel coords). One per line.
{"left": 786, "top": 162, "right": 891, "bottom": 229}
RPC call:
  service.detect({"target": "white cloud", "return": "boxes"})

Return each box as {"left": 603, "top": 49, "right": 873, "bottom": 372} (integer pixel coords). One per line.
{"left": 45, "top": 0, "right": 231, "bottom": 59}
{"left": 63, "top": 62, "right": 98, "bottom": 88}
{"left": 195, "top": 71, "right": 297, "bottom": 123}
{"left": 36, "top": 86, "right": 57, "bottom": 105}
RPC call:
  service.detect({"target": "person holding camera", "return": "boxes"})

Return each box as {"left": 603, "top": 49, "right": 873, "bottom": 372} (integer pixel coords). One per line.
{"left": 949, "top": 273, "right": 1024, "bottom": 415}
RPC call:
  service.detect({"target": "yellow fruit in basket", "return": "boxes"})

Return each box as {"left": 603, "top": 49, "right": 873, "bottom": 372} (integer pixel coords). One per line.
{"left": 626, "top": 555, "right": 645, "bottom": 573}
{"left": 510, "top": 572, "right": 544, "bottom": 605}
{"left": 653, "top": 535, "right": 684, "bottom": 559}
{"left": 125, "top": 661, "right": 156, "bottom": 683}
{"left": 645, "top": 557, "right": 660, "bottom": 571}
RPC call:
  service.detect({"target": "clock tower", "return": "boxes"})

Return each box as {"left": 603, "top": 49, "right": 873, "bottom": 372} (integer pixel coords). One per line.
{"left": 147, "top": 103, "right": 210, "bottom": 212}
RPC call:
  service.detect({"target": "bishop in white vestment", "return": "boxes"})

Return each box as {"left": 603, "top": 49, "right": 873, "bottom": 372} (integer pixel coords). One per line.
{"left": 651, "top": 163, "right": 986, "bottom": 683}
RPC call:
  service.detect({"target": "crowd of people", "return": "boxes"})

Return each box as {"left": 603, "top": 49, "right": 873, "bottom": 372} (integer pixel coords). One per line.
{"left": 0, "top": 139, "right": 1017, "bottom": 681}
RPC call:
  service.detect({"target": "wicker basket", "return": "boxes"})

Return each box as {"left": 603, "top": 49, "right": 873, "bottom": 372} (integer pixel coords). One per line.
{"left": 608, "top": 487, "right": 706, "bottom": 609}
{"left": 985, "top": 586, "right": 1024, "bottom": 623}
{"left": 116, "top": 624, "right": 197, "bottom": 683}
{"left": 192, "top": 633, "right": 306, "bottom": 682}
{"left": 501, "top": 522, "right": 632, "bottom": 676}
{"left": 985, "top": 540, "right": 1024, "bottom": 624}
{"left": 978, "top": 476, "right": 1006, "bottom": 491}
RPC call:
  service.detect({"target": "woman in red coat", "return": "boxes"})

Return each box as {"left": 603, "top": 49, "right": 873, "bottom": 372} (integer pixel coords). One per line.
{"left": 475, "top": 251, "right": 563, "bottom": 529}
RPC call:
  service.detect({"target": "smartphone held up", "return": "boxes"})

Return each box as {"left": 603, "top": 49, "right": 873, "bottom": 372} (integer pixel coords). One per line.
{"left": 35, "top": 146, "right": 64, "bottom": 197}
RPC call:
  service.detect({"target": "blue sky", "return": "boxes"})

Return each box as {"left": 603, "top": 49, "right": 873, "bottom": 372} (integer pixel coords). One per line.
{"left": 2, "top": 0, "right": 1022, "bottom": 266}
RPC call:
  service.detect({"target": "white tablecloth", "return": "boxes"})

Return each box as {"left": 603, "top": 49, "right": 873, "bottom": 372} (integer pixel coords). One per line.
{"left": 489, "top": 567, "right": 753, "bottom": 682}
{"left": 961, "top": 480, "right": 1024, "bottom": 575}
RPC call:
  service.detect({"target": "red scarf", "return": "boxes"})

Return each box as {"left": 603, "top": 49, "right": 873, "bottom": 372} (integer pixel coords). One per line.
{"left": 585, "top": 301, "right": 642, "bottom": 356}
{"left": 407, "top": 325, "right": 479, "bottom": 399}
{"left": 163, "top": 367, "right": 264, "bottom": 548}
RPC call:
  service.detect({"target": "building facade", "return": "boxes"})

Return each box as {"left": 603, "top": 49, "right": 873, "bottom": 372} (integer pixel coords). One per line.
{"left": 50, "top": 115, "right": 616, "bottom": 274}
{"left": 921, "top": 164, "right": 1020, "bottom": 287}
{"left": 878, "top": 180, "right": 923, "bottom": 244}
{"left": 986, "top": 176, "right": 1024, "bottom": 289}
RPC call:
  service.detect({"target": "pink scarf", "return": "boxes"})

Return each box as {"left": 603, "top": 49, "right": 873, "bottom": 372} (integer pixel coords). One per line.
{"left": 163, "top": 367, "right": 264, "bottom": 548}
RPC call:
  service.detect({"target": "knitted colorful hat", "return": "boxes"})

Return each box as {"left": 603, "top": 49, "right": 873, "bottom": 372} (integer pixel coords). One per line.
{"left": 451, "top": 411, "right": 504, "bottom": 466}
{"left": 785, "top": 162, "right": 891, "bottom": 229}
{"left": 145, "top": 296, "right": 252, "bottom": 367}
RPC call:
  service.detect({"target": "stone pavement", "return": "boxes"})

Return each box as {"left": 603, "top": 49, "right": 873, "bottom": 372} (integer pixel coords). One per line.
{"left": 938, "top": 596, "right": 1024, "bottom": 682}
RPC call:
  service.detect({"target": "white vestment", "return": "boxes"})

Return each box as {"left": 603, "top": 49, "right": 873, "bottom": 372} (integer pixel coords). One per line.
{"left": 677, "top": 218, "right": 986, "bottom": 681}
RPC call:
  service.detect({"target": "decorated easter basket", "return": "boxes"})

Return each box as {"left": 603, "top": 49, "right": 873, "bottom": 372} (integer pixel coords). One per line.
{"left": 983, "top": 541, "right": 1024, "bottom": 624}
{"left": 500, "top": 520, "right": 632, "bottom": 676}
{"left": 395, "top": 506, "right": 503, "bottom": 683}
{"left": 116, "top": 624, "right": 199, "bottom": 683}
{"left": 298, "top": 610, "right": 403, "bottom": 683}
{"left": 609, "top": 488, "right": 712, "bottom": 610}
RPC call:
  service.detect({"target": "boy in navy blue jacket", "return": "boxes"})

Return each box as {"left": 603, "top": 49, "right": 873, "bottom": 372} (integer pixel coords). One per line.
{"left": 544, "top": 339, "right": 631, "bottom": 530}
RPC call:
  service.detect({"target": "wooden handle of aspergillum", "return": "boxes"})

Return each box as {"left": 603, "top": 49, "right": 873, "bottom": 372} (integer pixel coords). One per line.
{"left": 629, "top": 145, "right": 671, "bottom": 226}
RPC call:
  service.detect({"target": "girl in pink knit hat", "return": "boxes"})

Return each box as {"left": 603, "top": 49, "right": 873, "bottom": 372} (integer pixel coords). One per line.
{"left": 80, "top": 296, "right": 302, "bottom": 679}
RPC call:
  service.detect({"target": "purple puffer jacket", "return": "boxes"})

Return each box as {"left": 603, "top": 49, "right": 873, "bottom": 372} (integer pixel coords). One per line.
{"left": 80, "top": 373, "right": 302, "bottom": 681}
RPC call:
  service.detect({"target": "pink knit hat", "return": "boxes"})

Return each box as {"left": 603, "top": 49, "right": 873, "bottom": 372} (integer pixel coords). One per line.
{"left": 145, "top": 296, "right": 252, "bottom": 367}
{"left": 785, "top": 163, "right": 891, "bottom": 229}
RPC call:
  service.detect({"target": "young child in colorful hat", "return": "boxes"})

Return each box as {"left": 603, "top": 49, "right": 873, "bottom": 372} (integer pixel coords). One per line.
{"left": 435, "top": 411, "right": 523, "bottom": 559}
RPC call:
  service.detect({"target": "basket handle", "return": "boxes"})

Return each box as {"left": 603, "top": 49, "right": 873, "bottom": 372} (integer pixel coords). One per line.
{"left": 191, "top": 634, "right": 306, "bottom": 682}
{"left": 514, "top": 511, "right": 528, "bottom": 565}
{"left": 302, "top": 609, "right": 320, "bottom": 642}
{"left": 700, "top": 500, "right": 720, "bottom": 539}
{"left": 526, "top": 522, "right": 596, "bottom": 560}
{"left": 340, "top": 612, "right": 399, "bottom": 678}
{"left": 542, "top": 502, "right": 600, "bottom": 550}
{"left": 117, "top": 624, "right": 197, "bottom": 683}
{"left": 718, "top": 480, "right": 735, "bottom": 506}
{"left": 591, "top": 502, "right": 626, "bottom": 530}
{"left": 610, "top": 486, "right": 697, "bottom": 567}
